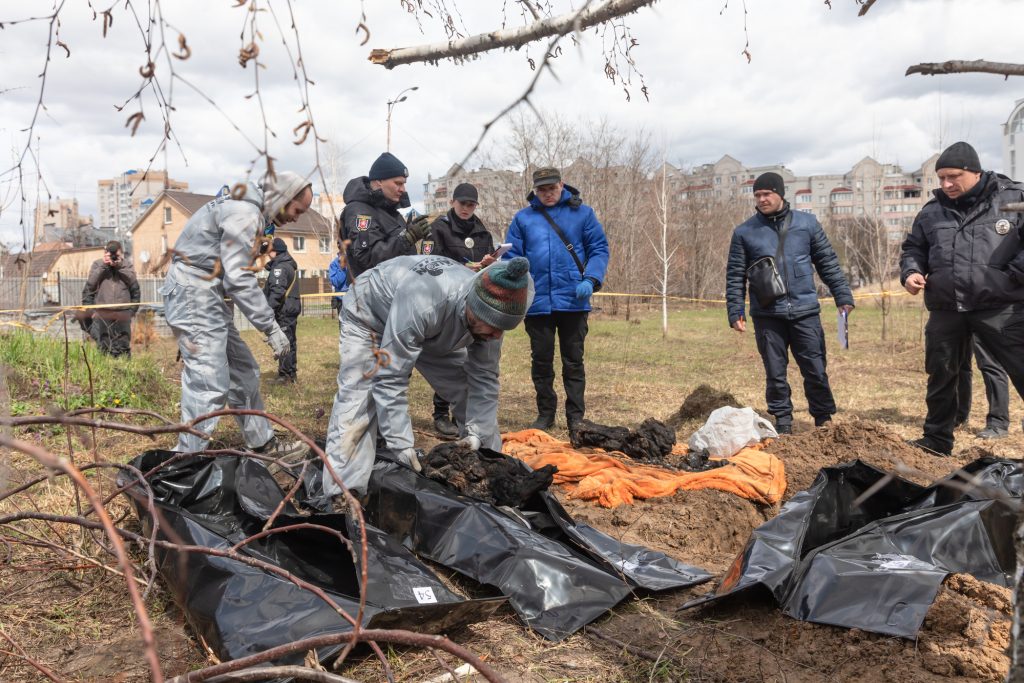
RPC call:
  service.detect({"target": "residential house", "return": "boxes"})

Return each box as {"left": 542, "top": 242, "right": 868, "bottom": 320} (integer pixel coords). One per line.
{"left": 130, "top": 190, "right": 335, "bottom": 276}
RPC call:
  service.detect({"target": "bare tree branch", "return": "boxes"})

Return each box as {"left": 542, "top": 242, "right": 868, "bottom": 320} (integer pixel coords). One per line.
{"left": 906, "top": 59, "right": 1024, "bottom": 78}
{"left": 369, "top": 0, "right": 660, "bottom": 68}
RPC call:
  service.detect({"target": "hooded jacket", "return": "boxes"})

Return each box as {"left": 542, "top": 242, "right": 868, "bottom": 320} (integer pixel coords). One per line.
{"left": 900, "top": 171, "right": 1024, "bottom": 312}
{"left": 726, "top": 204, "right": 853, "bottom": 325}
{"left": 263, "top": 250, "right": 301, "bottom": 319}
{"left": 424, "top": 210, "right": 495, "bottom": 263}
{"left": 340, "top": 176, "right": 416, "bottom": 279}
{"left": 343, "top": 255, "right": 532, "bottom": 451}
{"left": 164, "top": 179, "right": 289, "bottom": 335}
{"left": 506, "top": 184, "right": 609, "bottom": 316}
{"left": 82, "top": 257, "right": 141, "bottom": 316}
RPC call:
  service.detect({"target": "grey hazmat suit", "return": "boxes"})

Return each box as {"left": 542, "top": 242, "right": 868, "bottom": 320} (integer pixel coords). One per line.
{"left": 323, "top": 255, "right": 534, "bottom": 496}
{"left": 160, "top": 173, "right": 308, "bottom": 453}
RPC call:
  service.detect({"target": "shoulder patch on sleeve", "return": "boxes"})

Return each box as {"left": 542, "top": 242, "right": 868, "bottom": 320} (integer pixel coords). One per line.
{"left": 357, "top": 215, "right": 371, "bottom": 231}
{"left": 421, "top": 240, "right": 434, "bottom": 255}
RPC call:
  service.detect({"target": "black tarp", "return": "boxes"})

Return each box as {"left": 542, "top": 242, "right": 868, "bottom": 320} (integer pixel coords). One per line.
{"left": 682, "top": 457, "right": 1022, "bottom": 638}
{"left": 120, "top": 451, "right": 505, "bottom": 671}
{"left": 301, "top": 449, "right": 712, "bottom": 640}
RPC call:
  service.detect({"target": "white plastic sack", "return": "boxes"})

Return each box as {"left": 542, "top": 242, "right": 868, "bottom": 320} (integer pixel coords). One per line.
{"left": 688, "top": 406, "right": 777, "bottom": 457}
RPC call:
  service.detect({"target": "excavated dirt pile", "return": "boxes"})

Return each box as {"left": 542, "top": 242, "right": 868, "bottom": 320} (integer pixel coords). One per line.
{"left": 570, "top": 417, "right": 676, "bottom": 463}
{"left": 422, "top": 442, "right": 557, "bottom": 507}
{"left": 666, "top": 383, "right": 741, "bottom": 427}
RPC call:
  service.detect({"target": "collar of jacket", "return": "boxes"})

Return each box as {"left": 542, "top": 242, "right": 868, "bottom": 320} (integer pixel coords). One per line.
{"left": 932, "top": 171, "right": 1005, "bottom": 222}
{"left": 446, "top": 209, "right": 485, "bottom": 235}
{"left": 756, "top": 200, "right": 791, "bottom": 227}
{"left": 526, "top": 183, "right": 584, "bottom": 210}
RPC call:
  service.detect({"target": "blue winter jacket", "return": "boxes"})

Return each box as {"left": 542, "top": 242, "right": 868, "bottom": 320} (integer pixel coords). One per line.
{"left": 328, "top": 256, "right": 349, "bottom": 301}
{"left": 506, "top": 185, "right": 610, "bottom": 316}
{"left": 725, "top": 205, "right": 852, "bottom": 325}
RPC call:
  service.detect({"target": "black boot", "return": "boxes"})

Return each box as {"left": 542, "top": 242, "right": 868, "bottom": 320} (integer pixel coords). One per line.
{"left": 529, "top": 414, "right": 555, "bottom": 430}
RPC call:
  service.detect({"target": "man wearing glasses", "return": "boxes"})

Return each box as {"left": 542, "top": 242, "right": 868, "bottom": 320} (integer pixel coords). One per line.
{"left": 506, "top": 167, "right": 609, "bottom": 432}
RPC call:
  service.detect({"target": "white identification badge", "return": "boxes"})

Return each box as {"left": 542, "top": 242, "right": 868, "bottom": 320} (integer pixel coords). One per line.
{"left": 464, "top": 237, "right": 475, "bottom": 249}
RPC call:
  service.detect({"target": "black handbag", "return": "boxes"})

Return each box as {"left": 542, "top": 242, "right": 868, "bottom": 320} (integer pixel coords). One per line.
{"left": 746, "top": 212, "right": 792, "bottom": 308}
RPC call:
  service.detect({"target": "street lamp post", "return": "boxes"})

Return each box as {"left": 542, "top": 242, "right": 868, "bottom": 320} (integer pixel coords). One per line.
{"left": 386, "top": 86, "right": 418, "bottom": 152}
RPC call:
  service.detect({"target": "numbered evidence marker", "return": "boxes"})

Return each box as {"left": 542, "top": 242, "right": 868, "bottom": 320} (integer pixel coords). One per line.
{"left": 412, "top": 586, "right": 438, "bottom": 604}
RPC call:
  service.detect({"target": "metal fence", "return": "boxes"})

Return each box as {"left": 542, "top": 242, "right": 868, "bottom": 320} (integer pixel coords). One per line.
{"left": 0, "top": 274, "right": 339, "bottom": 338}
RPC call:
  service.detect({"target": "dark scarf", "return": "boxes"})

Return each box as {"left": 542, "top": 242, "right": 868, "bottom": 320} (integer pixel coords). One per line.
{"left": 447, "top": 208, "right": 478, "bottom": 235}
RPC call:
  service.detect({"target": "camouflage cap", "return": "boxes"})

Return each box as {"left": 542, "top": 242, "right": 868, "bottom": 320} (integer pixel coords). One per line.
{"left": 532, "top": 167, "right": 562, "bottom": 188}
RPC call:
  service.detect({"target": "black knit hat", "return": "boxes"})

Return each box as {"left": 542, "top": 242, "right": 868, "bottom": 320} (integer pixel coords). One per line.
{"left": 936, "top": 141, "right": 982, "bottom": 173}
{"left": 753, "top": 172, "right": 786, "bottom": 198}
{"left": 368, "top": 152, "right": 409, "bottom": 181}
{"left": 271, "top": 237, "right": 288, "bottom": 253}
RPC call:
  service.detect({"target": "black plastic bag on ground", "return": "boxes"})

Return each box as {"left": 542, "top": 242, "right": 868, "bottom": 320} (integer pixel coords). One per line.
{"left": 302, "top": 449, "right": 712, "bottom": 641}
{"left": 120, "top": 450, "right": 504, "bottom": 674}
{"left": 681, "top": 457, "right": 1022, "bottom": 638}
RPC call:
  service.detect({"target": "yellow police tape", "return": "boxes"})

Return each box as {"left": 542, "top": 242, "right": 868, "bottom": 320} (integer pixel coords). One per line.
{"left": 0, "top": 288, "right": 913, "bottom": 334}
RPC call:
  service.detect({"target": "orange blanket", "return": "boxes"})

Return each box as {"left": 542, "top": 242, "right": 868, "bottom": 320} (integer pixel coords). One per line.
{"left": 502, "top": 429, "right": 786, "bottom": 508}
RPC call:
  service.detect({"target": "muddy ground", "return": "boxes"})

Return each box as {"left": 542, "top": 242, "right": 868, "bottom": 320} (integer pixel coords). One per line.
{"left": 4, "top": 413, "right": 1015, "bottom": 682}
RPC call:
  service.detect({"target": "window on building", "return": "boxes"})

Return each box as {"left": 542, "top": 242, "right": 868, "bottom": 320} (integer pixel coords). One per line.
{"left": 319, "top": 237, "right": 331, "bottom": 253}
{"left": 819, "top": 196, "right": 827, "bottom": 205}
{"left": 163, "top": 207, "right": 172, "bottom": 224}
{"left": 293, "top": 235, "right": 306, "bottom": 252}
{"left": 730, "top": 175, "right": 737, "bottom": 183}
{"left": 714, "top": 177, "right": 722, "bottom": 185}
{"left": 796, "top": 194, "right": 812, "bottom": 203}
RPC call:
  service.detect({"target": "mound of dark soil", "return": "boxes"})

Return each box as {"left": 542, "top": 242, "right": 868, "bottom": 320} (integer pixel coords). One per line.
{"left": 423, "top": 442, "right": 557, "bottom": 507}
{"left": 570, "top": 417, "right": 676, "bottom": 463}
{"left": 666, "top": 384, "right": 740, "bottom": 427}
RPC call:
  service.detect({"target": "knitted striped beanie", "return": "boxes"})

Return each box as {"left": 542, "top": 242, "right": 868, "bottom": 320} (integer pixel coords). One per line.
{"left": 468, "top": 257, "right": 531, "bottom": 330}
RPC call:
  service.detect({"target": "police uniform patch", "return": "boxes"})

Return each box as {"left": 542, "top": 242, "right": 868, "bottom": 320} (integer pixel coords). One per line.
{"left": 995, "top": 219, "right": 1012, "bottom": 235}
{"left": 357, "top": 215, "right": 371, "bottom": 231}
{"left": 464, "top": 237, "right": 475, "bottom": 249}
{"left": 273, "top": 268, "right": 281, "bottom": 277}
{"left": 422, "top": 240, "right": 434, "bottom": 255}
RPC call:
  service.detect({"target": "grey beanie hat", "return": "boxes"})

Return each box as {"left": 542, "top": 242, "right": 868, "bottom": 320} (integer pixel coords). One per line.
{"left": 468, "top": 257, "right": 535, "bottom": 331}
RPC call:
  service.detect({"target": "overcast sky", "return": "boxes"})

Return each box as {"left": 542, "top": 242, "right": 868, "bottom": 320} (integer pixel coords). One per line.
{"left": 2, "top": 0, "right": 1023, "bottom": 250}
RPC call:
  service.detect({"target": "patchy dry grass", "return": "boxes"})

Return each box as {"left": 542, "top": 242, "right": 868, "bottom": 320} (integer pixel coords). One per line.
{"left": 2, "top": 297, "right": 1021, "bottom": 681}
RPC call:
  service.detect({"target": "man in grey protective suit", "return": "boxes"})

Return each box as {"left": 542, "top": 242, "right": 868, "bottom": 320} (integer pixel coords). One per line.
{"left": 321, "top": 255, "right": 533, "bottom": 501}
{"left": 160, "top": 171, "right": 313, "bottom": 460}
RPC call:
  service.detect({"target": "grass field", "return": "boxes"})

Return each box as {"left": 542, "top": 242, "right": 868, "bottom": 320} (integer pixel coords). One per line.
{"left": 1, "top": 295, "right": 1020, "bottom": 681}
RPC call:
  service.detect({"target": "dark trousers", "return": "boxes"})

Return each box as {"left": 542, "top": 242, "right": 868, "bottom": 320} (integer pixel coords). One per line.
{"left": 277, "top": 316, "right": 298, "bottom": 379}
{"left": 954, "top": 336, "right": 1010, "bottom": 430}
{"left": 89, "top": 315, "right": 132, "bottom": 357}
{"left": 924, "top": 306, "right": 1024, "bottom": 450}
{"left": 432, "top": 392, "right": 451, "bottom": 420}
{"left": 752, "top": 314, "right": 836, "bottom": 426}
{"left": 524, "top": 311, "right": 589, "bottom": 424}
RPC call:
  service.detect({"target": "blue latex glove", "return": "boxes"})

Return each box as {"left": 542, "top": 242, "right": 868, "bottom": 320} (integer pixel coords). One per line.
{"left": 575, "top": 279, "right": 594, "bottom": 301}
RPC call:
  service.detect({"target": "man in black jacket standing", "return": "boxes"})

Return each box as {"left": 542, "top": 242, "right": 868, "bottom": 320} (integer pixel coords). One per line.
{"left": 901, "top": 141, "right": 1024, "bottom": 456}
{"left": 340, "top": 152, "right": 431, "bottom": 280}
{"left": 726, "top": 172, "right": 854, "bottom": 434}
{"left": 263, "top": 237, "right": 302, "bottom": 382}
{"left": 421, "top": 182, "right": 498, "bottom": 436}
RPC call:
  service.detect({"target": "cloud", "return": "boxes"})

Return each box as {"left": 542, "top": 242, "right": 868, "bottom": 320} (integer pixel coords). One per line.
{"left": 3, "top": 0, "right": 1024, "bottom": 247}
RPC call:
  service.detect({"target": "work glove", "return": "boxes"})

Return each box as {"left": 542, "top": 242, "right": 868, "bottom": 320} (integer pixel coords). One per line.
{"left": 575, "top": 278, "right": 594, "bottom": 301}
{"left": 456, "top": 434, "right": 481, "bottom": 451}
{"left": 397, "top": 447, "right": 422, "bottom": 472}
{"left": 403, "top": 214, "right": 431, "bottom": 245}
{"left": 265, "top": 325, "right": 291, "bottom": 360}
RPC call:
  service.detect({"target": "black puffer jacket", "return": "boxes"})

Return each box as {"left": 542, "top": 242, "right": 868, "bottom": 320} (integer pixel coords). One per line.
{"left": 423, "top": 210, "right": 495, "bottom": 263}
{"left": 900, "top": 172, "right": 1024, "bottom": 312}
{"left": 263, "top": 251, "right": 301, "bottom": 319}
{"left": 340, "top": 176, "right": 416, "bottom": 279}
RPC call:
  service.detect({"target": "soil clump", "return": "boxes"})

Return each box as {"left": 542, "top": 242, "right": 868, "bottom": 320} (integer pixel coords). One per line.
{"left": 666, "top": 383, "right": 740, "bottom": 427}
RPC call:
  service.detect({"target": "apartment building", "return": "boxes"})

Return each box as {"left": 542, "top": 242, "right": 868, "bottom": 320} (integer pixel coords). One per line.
{"left": 130, "top": 190, "right": 335, "bottom": 276}
{"left": 423, "top": 164, "right": 524, "bottom": 230}
{"left": 97, "top": 169, "right": 188, "bottom": 231}
{"left": 33, "top": 197, "right": 91, "bottom": 243}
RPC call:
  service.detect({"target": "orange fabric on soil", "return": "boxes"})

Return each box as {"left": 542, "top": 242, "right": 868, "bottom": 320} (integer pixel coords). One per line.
{"left": 501, "top": 429, "right": 786, "bottom": 508}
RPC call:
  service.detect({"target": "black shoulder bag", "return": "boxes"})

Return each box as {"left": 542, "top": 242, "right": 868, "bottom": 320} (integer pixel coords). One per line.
{"left": 537, "top": 206, "right": 587, "bottom": 277}
{"left": 745, "top": 212, "right": 792, "bottom": 308}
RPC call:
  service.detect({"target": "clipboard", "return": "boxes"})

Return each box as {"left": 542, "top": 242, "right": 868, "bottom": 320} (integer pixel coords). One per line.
{"left": 491, "top": 242, "right": 513, "bottom": 259}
